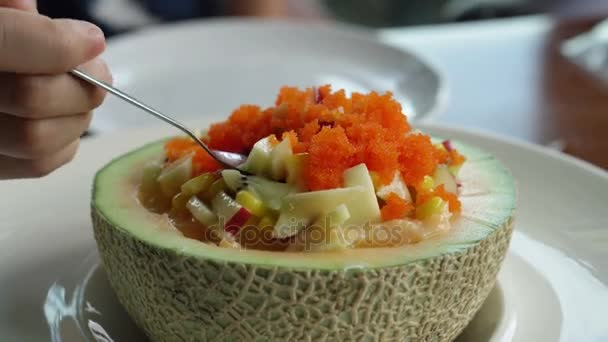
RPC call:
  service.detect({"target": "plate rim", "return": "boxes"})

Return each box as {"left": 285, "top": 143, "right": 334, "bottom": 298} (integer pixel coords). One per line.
{"left": 96, "top": 17, "right": 448, "bottom": 125}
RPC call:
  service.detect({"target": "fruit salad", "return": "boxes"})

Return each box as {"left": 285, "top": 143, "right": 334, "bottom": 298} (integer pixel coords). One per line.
{"left": 139, "top": 85, "right": 466, "bottom": 252}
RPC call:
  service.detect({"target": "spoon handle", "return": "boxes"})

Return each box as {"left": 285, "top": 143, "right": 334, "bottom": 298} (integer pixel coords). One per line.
{"left": 70, "top": 69, "right": 235, "bottom": 169}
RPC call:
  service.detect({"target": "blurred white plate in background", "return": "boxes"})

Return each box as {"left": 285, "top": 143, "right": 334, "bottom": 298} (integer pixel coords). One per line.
{"left": 90, "top": 18, "right": 446, "bottom": 134}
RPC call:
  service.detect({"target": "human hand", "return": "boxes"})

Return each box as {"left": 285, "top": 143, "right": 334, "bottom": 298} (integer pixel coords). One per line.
{"left": 0, "top": 0, "right": 112, "bottom": 179}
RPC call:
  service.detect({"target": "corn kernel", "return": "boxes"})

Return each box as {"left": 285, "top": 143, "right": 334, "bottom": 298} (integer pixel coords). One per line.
{"left": 236, "top": 190, "right": 268, "bottom": 217}
{"left": 419, "top": 175, "right": 435, "bottom": 192}
{"left": 416, "top": 196, "right": 446, "bottom": 220}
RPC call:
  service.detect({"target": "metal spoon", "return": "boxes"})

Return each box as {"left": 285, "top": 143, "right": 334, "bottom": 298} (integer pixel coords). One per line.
{"left": 70, "top": 69, "right": 248, "bottom": 172}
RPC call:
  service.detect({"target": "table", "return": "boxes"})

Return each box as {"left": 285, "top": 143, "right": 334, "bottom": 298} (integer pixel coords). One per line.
{"left": 380, "top": 15, "right": 608, "bottom": 170}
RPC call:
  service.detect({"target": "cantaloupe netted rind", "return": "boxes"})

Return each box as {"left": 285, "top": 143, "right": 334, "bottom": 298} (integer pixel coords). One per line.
{"left": 91, "top": 137, "right": 516, "bottom": 342}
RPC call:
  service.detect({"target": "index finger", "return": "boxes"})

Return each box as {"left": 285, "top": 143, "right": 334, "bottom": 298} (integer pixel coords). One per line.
{"left": 0, "top": 0, "right": 37, "bottom": 12}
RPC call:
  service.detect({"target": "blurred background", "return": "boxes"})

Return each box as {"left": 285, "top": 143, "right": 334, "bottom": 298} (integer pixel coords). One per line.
{"left": 37, "top": 0, "right": 608, "bottom": 169}
{"left": 36, "top": 0, "right": 608, "bottom": 34}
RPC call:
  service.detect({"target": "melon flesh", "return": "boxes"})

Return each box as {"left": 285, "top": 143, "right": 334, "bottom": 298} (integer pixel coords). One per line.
{"left": 91, "top": 138, "right": 516, "bottom": 342}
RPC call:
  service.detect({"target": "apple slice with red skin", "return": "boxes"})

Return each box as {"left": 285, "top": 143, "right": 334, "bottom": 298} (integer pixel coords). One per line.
{"left": 225, "top": 207, "right": 252, "bottom": 236}
{"left": 442, "top": 140, "right": 453, "bottom": 152}
{"left": 211, "top": 191, "right": 253, "bottom": 236}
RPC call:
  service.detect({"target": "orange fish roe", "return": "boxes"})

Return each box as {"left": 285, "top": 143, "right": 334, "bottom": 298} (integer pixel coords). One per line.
{"left": 398, "top": 134, "right": 440, "bottom": 185}
{"left": 164, "top": 137, "right": 222, "bottom": 175}
{"left": 267, "top": 134, "right": 280, "bottom": 147}
{"left": 281, "top": 131, "right": 306, "bottom": 153}
{"left": 164, "top": 137, "right": 195, "bottom": 162}
{"left": 306, "top": 126, "right": 355, "bottom": 190}
{"left": 434, "top": 185, "right": 461, "bottom": 213}
{"left": 207, "top": 105, "right": 272, "bottom": 153}
{"left": 433, "top": 145, "right": 450, "bottom": 165}
{"left": 416, "top": 185, "right": 461, "bottom": 214}
{"left": 449, "top": 149, "right": 466, "bottom": 167}
{"left": 381, "top": 193, "right": 414, "bottom": 221}
{"left": 164, "top": 85, "right": 464, "bottom": 214}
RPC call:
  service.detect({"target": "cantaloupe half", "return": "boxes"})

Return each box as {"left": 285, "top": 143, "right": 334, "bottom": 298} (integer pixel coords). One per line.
{"left": 91, "top": 137, "right": 516, "bottom": 342}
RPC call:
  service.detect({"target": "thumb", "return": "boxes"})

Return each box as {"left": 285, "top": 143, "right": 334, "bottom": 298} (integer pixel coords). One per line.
{"left": 0, "top": 0, "right": 37, "bottom": 12}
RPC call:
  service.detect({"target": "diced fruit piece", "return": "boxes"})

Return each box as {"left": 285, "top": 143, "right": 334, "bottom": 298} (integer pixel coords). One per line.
{"left": 433, "top": 185, "right": 462, "bottom": 213}
{"left": 140, "top": 160, "right": 162, "bottom": 194}
{"left": 269, "top": 138, "right": 293, "bottom": 181}
{"left": 343, "top": 163, "right": 381, "bottom": 224}
{"left": 285, "top": 153, "right": 309, "bottom": 190}
{"left": 310, "top": 225, "right": 349, "bottom": 252}
{"left": 186, "top": 196, "right": 217, "bottom": 226}
{"left": 211, "top": 191, "right": 242, "bottom": 222}
{"left": 218, "top": 237, "right": 241, "bottom": 249}
{"left": 241, "top": 136, "right": 275, "bottom": 175}
{"left": 343, "top": 164, "right": 374, "bottom": 191}
{"left": 238, "top": 214, "right": 289, "bottom": 251}
{"left": 157, "top": 155, "right": 193, "bottom": 197}
{"left": 221, "top": 170, "right": 246, "bottom": 192}
{"left": 419, "top": 175, "right": 435, "bottom": 193}
{"left": 273, "top": 186, "right": 369, "bottom": 238}
{"left": 225, "top": 207, "right": 253, "bottom": 236}
{"left": 442, "top": 140, "right": 454, "bottom": 152}
{"left": 243, "top": 215, "right": 260, "bottom": 227}
{"left": 138, "top": 158, "right": 171, "bottom": 212}
{"left": 432, "top": 165, "right": 458, "bottom": 194}
{"left": 449, "top": 149, "right": 466, "bottom": 167}
{"left": 380, "top": 193, "right": 414, "bottom": 221}
{"left": 421, "top": 203, "right": 452, "bottom": 236}
{"left": 257, "top": 215, "right": 277, "bottom": 231}
{"left": 222, "top": 170, "right": 297, "bottom": 211}
{"left": 416, "top": 196, "right": 447, "bottom": 220}
{"left": 434, "top": 143, "right": 447, "bottom": 153}
{"left": 235, "top": 190, "right": 268, "bottom": 217}
{"left": 246, "top": 177, "right": 297, "bottom": 211}
{"left": 309, "top": 206, "right": 351, "bottom": 252}
{"left": 171, "top": 192, "right": 191, "bottom": 213}
{"left": 368, "top": 171, "right": 382, "bottom": 191}
{"left": 349, "top": 219, "right": 425, "bottom": 248}
{"left": 181, "top": 173, "right": 216, "bottom": 197}
{"left": 312, "top": 203, "right": 351, "bottom": 228}
{"left": 289, "top": 204, "right": 351, "bottom": 252}
{"left": 376, "top": 171, "right": 412, "bottom": 202}
{"left": 448, "top": 165, "right": 461, "bottom": 177}
{"left": 274, "top": 213, "right": 308, "bottom": 240}
{"left": 200, "top": 178, "right": 228, "bottom": 202}
{"left": 211, "top": 191, "right": 251, "bottom": 235}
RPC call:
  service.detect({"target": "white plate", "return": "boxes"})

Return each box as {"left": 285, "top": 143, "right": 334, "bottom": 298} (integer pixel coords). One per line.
{"left": 90, "top": 19, "right": 446, "bottom": 134}
{"left": 0, "top": 122, "right": 607, "bottom": 341}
